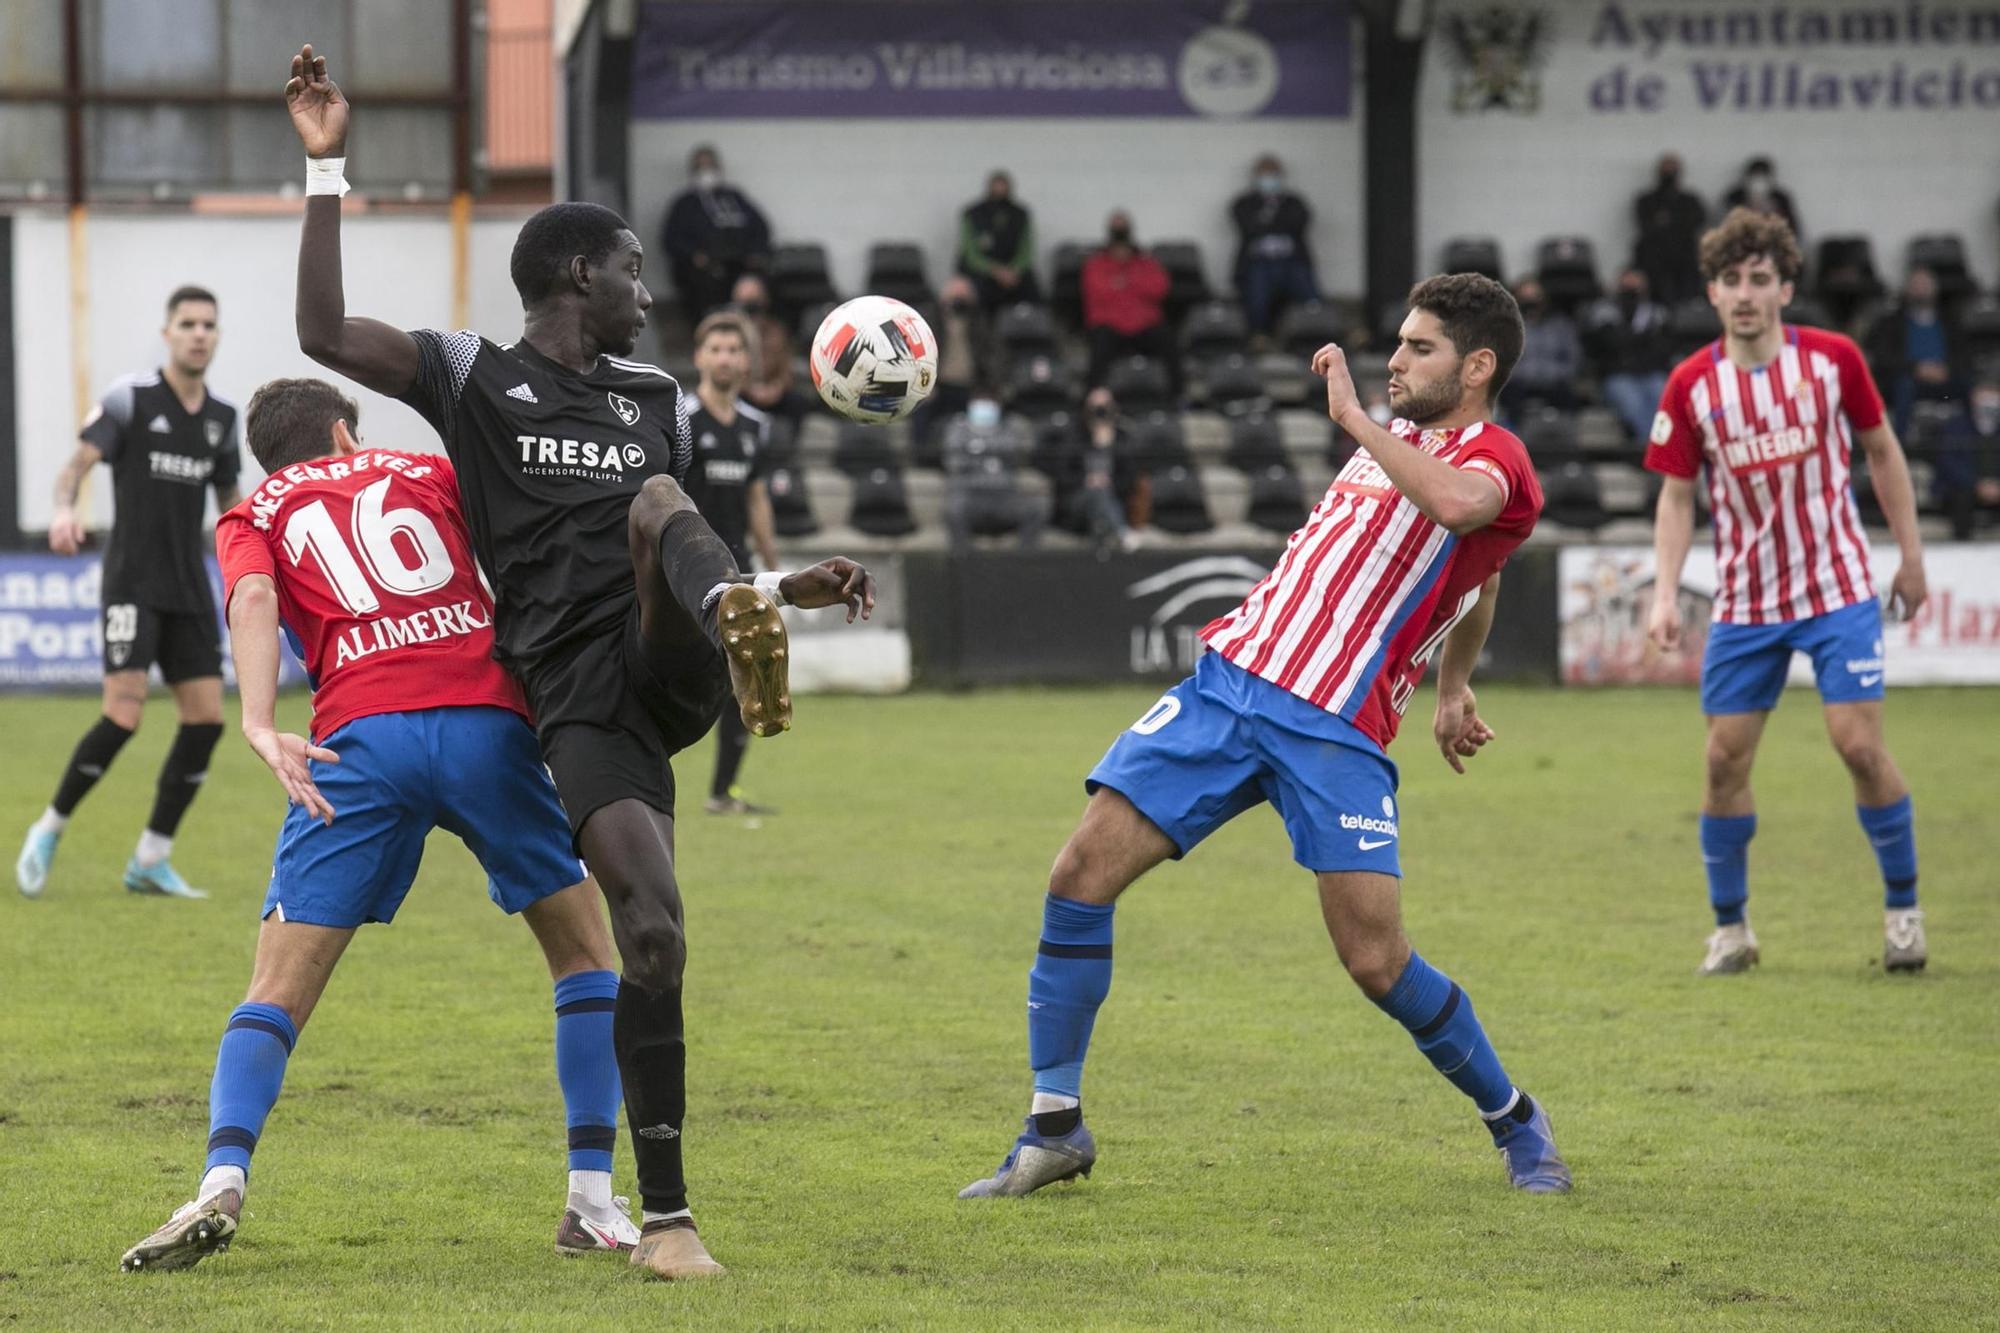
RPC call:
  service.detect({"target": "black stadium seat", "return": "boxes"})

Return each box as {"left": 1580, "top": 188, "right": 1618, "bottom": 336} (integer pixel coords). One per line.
{"left": 1051, "top": 241, "right": 1092, "bottom": 327}
{"left": 763, "top": 463, "right": 819, "bottom": 537}
{"left": 1536, "top": 235, "right": 1602, "bottom": 311}
{"left": 1441, "top": 236, "right": 1505, "bottom": 282}
{"left": 1106, "top": 355, "right": 1174, "bottom": 415}
{"left": 1907, "top": 234, "right": 1977, "bottom": 304}
{"left": 1202, "top": 354, "right": 1269, "bottom": 417}
{"left": 1146, "top": 463, "right": 1213, "bottom": 534}
{"left": 1226, "top": 413, "right": 1287, "bottom": 472}
{"left": 1814, "top": 235, "right": 1884, "bottom": 318}
{"left": 1149, "top": 241, "right": 1211, "bottom": 319}
{"left": 865, "top": 242, "right": 933, "bottom": 309}
{"left": 849, "top": 465, "right": 917, "bottom": 537}
{"left": 1540, "top": 461, "right": 1608, "bottom": 531}
{"left": 1182, "top": 300, "right": 1250, "bottom": 367}
{"left": 769, "top": 243, "right": 837, "bottom": 323}
{"left": 1006, "top": 354, "right": 1075, "bottom": 419}
{"left": 995, "top": 301, "right": 1060, "bottom": 363}
{"left": 833, "top": 419, "right": 898, "bottom": 476}
{"left": 1246, "top": 464, "right": 1308, "bottom": 533}
{"left": 1667, "top": 298, "right": 1722, "bottom": 358}
{"left": 1277, "top": 300, "right": 1348, "bottom": 359}
{"left": 1781, "top": 296, "right": 1834, "bottom": 329}
{"left": 795, "top": 299, "right": 839, "bottom": 351}
{"left": 1129, "top": 411, "right": 1192, "bottom": 471}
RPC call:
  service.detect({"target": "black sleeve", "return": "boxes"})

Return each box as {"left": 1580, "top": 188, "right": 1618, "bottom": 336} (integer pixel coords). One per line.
{"left": 742, "top": 193, "right": 772, "bottom": 256}
{"left": 213, "top": 411, "right": 243, "bottom": 491}
{"left": 671, "top": 386, "right": 696, "bottom": 485}
{"left": 80, "top": 379, "right": 137, "bottom": 461}
{"left": 400, "top": 329, "right": 482, "bottom": 451}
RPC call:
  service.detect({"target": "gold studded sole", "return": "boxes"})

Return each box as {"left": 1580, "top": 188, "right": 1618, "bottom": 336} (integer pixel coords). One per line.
{"left": 716, "top": 583, "right": 792, "bottom": 738}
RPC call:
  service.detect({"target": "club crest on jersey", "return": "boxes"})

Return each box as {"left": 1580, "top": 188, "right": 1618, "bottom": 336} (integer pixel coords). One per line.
{"left": 205, "top": 419, "right": 225, "bottom": 448}
{"left": 608, "top": 392, "right": 641, "bottom": 426}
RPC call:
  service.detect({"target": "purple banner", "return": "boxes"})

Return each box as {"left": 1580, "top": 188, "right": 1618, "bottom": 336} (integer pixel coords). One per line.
{"left": 633, "top": 1, "right": 1350, "bottom": 119}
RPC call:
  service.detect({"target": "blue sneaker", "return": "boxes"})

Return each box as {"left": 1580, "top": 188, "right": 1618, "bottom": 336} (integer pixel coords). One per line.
{"left": 123, "top": 857, "right": 207, "bottom": 900}
{"left": 1490, "top": 1096, "right": 1571, "bottom": 1194}
{"left": 958, "top": 1116, "right": 1097, "bottom": 1198}
{"left": 16, "top": 825, "right": 59, "bottom": 898}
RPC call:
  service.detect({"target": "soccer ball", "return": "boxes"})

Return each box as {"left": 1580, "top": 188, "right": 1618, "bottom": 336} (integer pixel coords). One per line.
{"left": 809, "top": 295, "right": 937, "bottom": 424}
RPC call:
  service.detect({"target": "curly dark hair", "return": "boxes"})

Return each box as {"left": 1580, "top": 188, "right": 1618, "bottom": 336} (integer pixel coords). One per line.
{"left": 1406, "top": 272, "right": 1524, "bottom": 403}
{"left": 1699, "top": 207, "right": 1803, "bottom": 282}
{"left": 508, "top": 201, "right": 631, "bottom": 306}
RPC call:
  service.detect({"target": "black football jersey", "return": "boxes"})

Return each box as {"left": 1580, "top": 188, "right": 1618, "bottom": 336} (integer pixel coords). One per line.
{"left": 400, "top": 330, "right": 695, "bottom": 671}
{"left": 80, "top": 369, "right": 241, "bottom": 611}
{"left": 681, "top": 398, "right": 768, "bottom": 561}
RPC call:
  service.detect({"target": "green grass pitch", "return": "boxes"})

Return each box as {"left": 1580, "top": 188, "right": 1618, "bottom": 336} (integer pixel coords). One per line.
{"left": 2, "top": 684, "right": 1996, "bottom": 1330}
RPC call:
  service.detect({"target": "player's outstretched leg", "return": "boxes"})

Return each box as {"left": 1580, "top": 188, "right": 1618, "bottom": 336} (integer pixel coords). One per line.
{"left": 577, "top": 801, "right": 724, "bottom": 1280}
{"left": 1321, "top": 871, "right": 1570, "bottom": 1194}
{"left": 961, "top": 790, "right": 1173, "bottom": 1200}
{"left": 17, "top": 711, "right": 137, "bottom": 897}
{"left": 629, "top": 475, "right": 789, "bottom": 738}
{"left": 1826, "top": 702, "right": 1925, "bottom": 972}
{"left": 123, "top": 920, "right": 351, "bottom": 1272}
{"left": 1698, "top": 712, "right": 1766, "bottom": 975}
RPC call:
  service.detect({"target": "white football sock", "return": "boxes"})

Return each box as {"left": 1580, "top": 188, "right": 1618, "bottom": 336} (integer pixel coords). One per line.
{"left": 199, "top": 1165, "right": 246, "bottom": 1202}
{"left": 35, "top": 807, "right": 68, "bottom": 836}
{"left": 135, "top": 829, "right": 173, "bottom": 867}
{"left": 1031, "top": 1091, "right": 1080, "bottom": 1115}
{"left": 1479, "top": 1087, "right": 1523, "bottom": 1122}
{"left": 568, "top": 1169, "right": 613, "bottom": 1211}
{"left": 642, "top": 1208, "right": 693, "bottom": 1226}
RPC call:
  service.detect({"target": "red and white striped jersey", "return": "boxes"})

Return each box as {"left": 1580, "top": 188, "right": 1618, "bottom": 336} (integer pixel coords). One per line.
{"left": 1645, "top": 326, "right": 1883, "bottom": 625}
{"left": 1200, "top": 419, "right": 1541, "bottom": 750}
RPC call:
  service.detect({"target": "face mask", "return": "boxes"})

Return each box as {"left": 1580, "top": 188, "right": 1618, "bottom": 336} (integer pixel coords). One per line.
{"left": 1520, "top": 298, "right": 1544, "bottom": 315}
{"left": 945, "top": 298, "right": 974, "bottom": 316}
{"left": 1367, "top": 400, "right": 1393, "bottom": 426}
{"left": 968, "top": 399, "right": 1002, "bottom": 430}
{"left": 694, "top": 167, "right": 722, "bottom": 191}
{"left": 1108, "top": 225, "right": 1132, "bottom": 246}
{"left": 1974, "top": 396, "right": 2000, "bottom": 434}
{"left": 1658, "top": 167, "right": 1680, "bottom": 187}
{"left": 1745, "top": 172, "right": 1772, "bottom": 199}
{"left": 1618, "top": 290, "right": 1642, "bottom": 314}
{"left": 1256, "top": 173, "right": 1282, "bottom": 195}
{"left": 739, "top": 300, "right": 767, "bottom": 317}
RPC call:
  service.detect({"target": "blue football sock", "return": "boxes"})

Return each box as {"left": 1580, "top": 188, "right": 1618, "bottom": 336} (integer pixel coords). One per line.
{"left": 1700, "top": 812, "right": 1757, "bottom": 926}
{"left": 1857, "top": 796, "right": 1918, "bottom": 910}
{"left": 1027, "top": 895, "right": 1115, "bottom": 1100}
{"left": 205, "top": 1002, "right": 298, "bottom": 1176}
{"left": 554, "top": 970, "right": 622, "bottom": 1173}
{"left": 1372, "top": 953, "right": 1515, "bottom": 1116}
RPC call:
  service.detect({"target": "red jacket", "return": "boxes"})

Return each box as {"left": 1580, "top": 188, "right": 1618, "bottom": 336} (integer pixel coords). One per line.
{"left": 1081, "top": 248, "right": 1169, "bottom": 335}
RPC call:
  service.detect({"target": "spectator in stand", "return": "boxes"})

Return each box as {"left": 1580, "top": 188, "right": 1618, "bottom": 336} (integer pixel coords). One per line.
{"left": 942, "top": 387, "right": 1043, "bottom": 549}
{"left": 1632, "top": 151, "right": 1707, "bottom": 307}
{"left": 1498, "top": 276, "right": 1582, "bottom": 420}
{"left": 1230, "top": 153, "right": 1320, "bottom": 341}
{"left": 1721, "top": 156, "right": 1801, "bottom": 244}
{"left": 957, "top": 170, "right": 1040, "bottom": 311}
{"left": 1866, "top": 267, "right": 1967, "bottom": 435}
{"left": 727, "top": 273, "right": 806, "bottom": 430}
{"left": 1056, "top": 386, "right": 1139, "bottom": 555}
{"left": 1930, "top": 381, "right": 2000, "bottom": 539}
{"left": 913, "top": 274, "right": 995, "bottom": 462}
{"left": 661, "top": 145, "right": 772, "bottom": 323}
{"left": 1082, "top": 210, "right": 1174, "bottom": 388}
{"left": 1585, "top": 268, "right": 1675, "bottom": 444}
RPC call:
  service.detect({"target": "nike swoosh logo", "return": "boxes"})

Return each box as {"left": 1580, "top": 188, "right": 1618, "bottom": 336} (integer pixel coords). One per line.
{"left": 1357, "top": 837, "right": 1394, "bottom": 851}
{"left": 579, "top": 1218, "right": 620, "bottom": 1248}
{"left": 1858, "top": 674, "right": 1882, "bottom": 686}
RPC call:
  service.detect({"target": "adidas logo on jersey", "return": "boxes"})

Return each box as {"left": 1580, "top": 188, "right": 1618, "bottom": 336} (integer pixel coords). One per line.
{"left": 506, "top": 383, "right": 539, "bottom": 403}
{"left": 148, "top": 414, "right": 172, "bottom": 433}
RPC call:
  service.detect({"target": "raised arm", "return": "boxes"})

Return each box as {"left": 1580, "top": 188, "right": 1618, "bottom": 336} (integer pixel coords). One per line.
{"left": 1314, "top": 343, "right": 1503, "bottom": 534}
{"left": 285, "top": 44, "right": 419, "bottom": 398}
{"left": 48, "top": 442, "right": 101, "bottom": 554}
{"left": 1856, "top": 422, "right": 1928, "bottom": 621}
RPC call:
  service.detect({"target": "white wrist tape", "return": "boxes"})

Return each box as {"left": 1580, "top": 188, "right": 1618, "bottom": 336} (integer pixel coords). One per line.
{"left": 306, "top": 156, "right": 351, "bottom": 198}
{"left": 753, "top": 570, "right": 789, "bottom": 605}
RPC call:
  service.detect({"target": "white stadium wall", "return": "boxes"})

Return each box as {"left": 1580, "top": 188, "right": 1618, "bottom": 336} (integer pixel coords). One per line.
{"left": 10, "top": 210, "right": 538, "bottom": 533}
{"left": 1418, "top": 0, "right": 2000, "bottom": 289}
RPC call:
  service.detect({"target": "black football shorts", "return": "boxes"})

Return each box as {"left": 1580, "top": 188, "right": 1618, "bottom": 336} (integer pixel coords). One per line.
{"left": 519, "top": 600, "right": 729, "bottom": 841}
{"left": 101, "top": 600, "right": 222, "bottom": 682}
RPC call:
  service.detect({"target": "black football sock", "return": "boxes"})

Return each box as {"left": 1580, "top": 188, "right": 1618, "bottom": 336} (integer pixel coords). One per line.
{"left": 50, "top": 716, "right": 136, "bottom": 816}
{"left": 146, "top": 723, "right": 224, "bottom": 838}
{"left": 613, "top": 979, "right": 689, "bottom": 1216}
{"left": 656, "top": 508, "right": 743, "bottom": 652}
{"left": 710, "top": 706, "right": 749, "bottom": 799}
{"left": 1032, "top": 1105, "right": 1082, "bottom": 1137}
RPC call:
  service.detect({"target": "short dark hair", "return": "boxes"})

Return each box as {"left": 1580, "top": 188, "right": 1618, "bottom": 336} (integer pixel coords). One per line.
{"left": 1406, "top": 272, "right": 1524, "bottom": 403}
{"left": 1700, "top": 207, "right": 1803, "bottom": 282}
{"left": 166, "top": 285, "right": 216, "bottom": 319}
{"left": 509, "top": 201, "right": 631, "bottom": 307}
{"left": 693, "top": 311, "right": 751, "bottom": 351}
{"left": 245, "top": 377, "right": 359, "bottom": 473}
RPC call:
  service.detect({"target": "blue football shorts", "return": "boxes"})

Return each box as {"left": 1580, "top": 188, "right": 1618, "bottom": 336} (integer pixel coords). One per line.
{"left": 1701, "top": 598, "right": 1887, "bottom": 715}
{"left": 264, "top": 705, "right": 584, "bottom": 929}
{"left": 1087, "top": 651, "right": 1404, "bottom": 876}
